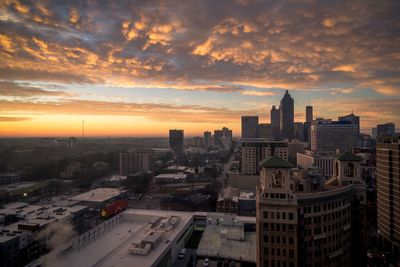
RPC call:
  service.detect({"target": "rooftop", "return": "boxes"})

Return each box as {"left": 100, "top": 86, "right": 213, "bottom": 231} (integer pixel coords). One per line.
{"left": 261, "top": 156, "right": 294, "bottom": 168}
{"left": 38, "top": 209, "right": 193, "bottom": 267}
{"left": 71, "top": 187, "right": 125, "bottom": 203}
{"left": 337, "top": 152, "right": 363, "bottom": 161}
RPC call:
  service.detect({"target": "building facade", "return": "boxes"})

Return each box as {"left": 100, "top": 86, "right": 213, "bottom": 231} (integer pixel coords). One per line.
{"left": 311, "top": 120, "right": 358, "bottom": 153}
{"left": 271, "top": 106, "right": 281, "bottom": 141}
{"left": 204, "top": 131, "right": 212, "bottom": 148}
{"left": 377, "top": 142, "right": 400, "bottom": 259}
{"left": 256, "top": 154, "right": 366, "bottom": 267}
{"left": 169, "top": 129, "right": 184, "bottom": 155}
{"left": 119, "top": 149, "right": 154, "bottom": 175}
{"left": 339, "top": 113, "right": 360, "bottom": 135}
{"left": 240, "top": 139, "right": 288, "bottom": 175}
{"left": 280, "top": 90, "right": 294, "bottom": 140}
{"left": 259, "top": 123, "right": 273, "bottom": 140}
{"left": 242, "top": 116, "right": 259, "bottom": 139}
{"left": 306, "top": 106, "right": 313, "bottom": 124}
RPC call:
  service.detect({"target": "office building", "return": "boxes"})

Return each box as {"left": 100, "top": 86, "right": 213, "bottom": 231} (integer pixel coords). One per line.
{"left": 259, "top": 123, "right": 273, "bottom": 140}
{"left": 203, "top": 131, "right": 212, "bottom": 148}
{"left": 256, "top": 153, "right": 366, "bottom": 267}
{"left": 310, "top": 120, "right": 358, "bottom": 153}
{"left": 280, "top": 90, "right": 294, "bottom": 140}
{"left": 293, "top": 122, "right": 305, "bottom": 142}
{"left": 169, "top": 129, "right": 184, "bottom": 155}
{"left": 242, "top": 116, "right": 259, "bottom": 138}
{"left": 119, "top": 149, "right": 154, "bottom": 175}
{"left": 377, "top": 123, "right": 396, "bottom": 139}
{"left": 287, "top": 141, "right": 305, "bottom": 165}
{"left": 271, "top": 106, "right": 281, "bottom": 140}
{"left": 339, "top": 113, "right": 360, "bottom": 135}
{"left": 377, "top": 142, "right": 400, "bottom": 259}
{"left": 240, "top": 139, "right": 288, "bottom": 175}
{"left": 306, "top": 105, "right": 313, "bottom": 123}
{"left": 297, "top": 151, "right": 336, "bottom": 178}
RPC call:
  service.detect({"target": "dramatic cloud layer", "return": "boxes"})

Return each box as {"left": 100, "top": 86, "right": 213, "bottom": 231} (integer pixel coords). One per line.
{"left": 0, "top": 0, "right": 399, "bottom": 135}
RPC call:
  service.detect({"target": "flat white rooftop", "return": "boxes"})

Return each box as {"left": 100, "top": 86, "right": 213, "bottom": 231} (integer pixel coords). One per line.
{"left": 71, "top": 188, "right": 124, "bottom": 203}
{"left": 40, "top": 209, "right": 194, "bottom": 267}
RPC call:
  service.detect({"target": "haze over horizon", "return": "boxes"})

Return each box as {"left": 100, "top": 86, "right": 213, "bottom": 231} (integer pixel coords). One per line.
{"left": 0, "top": 0, "right": 399, "bottom": 137}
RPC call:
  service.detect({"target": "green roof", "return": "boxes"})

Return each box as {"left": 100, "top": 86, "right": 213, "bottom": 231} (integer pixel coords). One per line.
{"left": 337, "top": 152, "right": 363, "bottom": 161}
{"left": 261, "top": 156, "right": 294, "bottom": 168}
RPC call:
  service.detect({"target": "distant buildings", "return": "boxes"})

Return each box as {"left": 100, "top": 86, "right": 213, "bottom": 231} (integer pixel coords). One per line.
{"left": 169, "top": 129, "right": 184, "bottom": 155}
{"left": 293, "top": 122, "right": 305, "bottom": 142}
{"left": 306, "top": 105, "right": 313, "bottom": 123}
{"left": 192, "top": 136, "right": 203, "bottom": 147}
{"left": 271, "top": 105, "right": 281, "bottom": 140}
{"left": 259, "top": 123, "right": 273, "bottom": 140}
{"left": 297, "top": 151, "right": 335, "bottom": 178}
{"left": 280, "top": 90, "right": 294, "bottom": 140}
{"left": 240, "top": 139, "right": 288, "bottom": 175}
{"left": 377, "top": 122, "right": 396, "bottom": 140}
{"left": 339, "top": 113, "right": 360, "bottom": 135}
{"left": 377, "top": 142, "right": 400, "bottom": 259}
{"left": 213, "top": 127, "right": 233, "bottom": 150}
{"left": 0, "top": 172, "right": 21, "bottom": 185}
{"left": 310, "top": 119, "right": 358, "bottom": 153}
{"left": 203, "top": 131, "right": 212, "bottom": 148}
{"left": 256, "top": 154, "right": 366, "bottom": 267}
{"left": 242, "top": 116, "right": 259, "bottom": 139}
{"left": 119, "top": 149, "right": 154, "bottom": 175}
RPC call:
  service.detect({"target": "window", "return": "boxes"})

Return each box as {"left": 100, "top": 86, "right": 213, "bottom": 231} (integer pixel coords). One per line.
{"left": 289, "top": 213, "right": 294, "bottom": 220}
{"left": 289, "top": 237, "right": 294, "bottom": 244}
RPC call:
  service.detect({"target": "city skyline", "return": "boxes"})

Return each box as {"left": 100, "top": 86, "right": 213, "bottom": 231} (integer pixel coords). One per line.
{"left": 0, "top": 0, "right": 400, "bottom": 137}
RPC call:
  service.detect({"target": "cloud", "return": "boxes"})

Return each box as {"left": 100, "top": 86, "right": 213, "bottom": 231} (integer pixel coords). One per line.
{"left": 0, "top": 81, "right": 73, "bottom": 97}
{"left": 240, "top": 90, "right": 276, "bottom": 96}
{"left": 0, "top": 0, "right": 398, "bottom": 115}
{"left": 0, "top": 116, "right": 31, "bottom": 121}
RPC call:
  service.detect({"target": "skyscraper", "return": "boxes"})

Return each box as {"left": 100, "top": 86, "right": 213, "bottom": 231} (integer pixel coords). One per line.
{"left": 241, "top": 116, "right": 259, "bottom": 138}
{"left": 271, "top": 105, "right": 281, "bottom": 140}
{"left": 310, "top": 119, "right": 358, "bottom": 153}
{"left": 377, "top": 142, "right": 400, "bottom": 259}
{"left": 377, "top": 122, "right": 396, "bottom": 138}
{"left": 169, "top": 129, "right": 184, "bottom": 155}
{"left": 259, "top": 123, "right": 273, "bottom": 140}
{"left": 339, "top": 113, "right": 360, "bottom": 135}
{"left": 306, "top": 105, "right": 313, "bottom": 123}
{"left": 280, "top": 90, "right": 294, "bottom": 140}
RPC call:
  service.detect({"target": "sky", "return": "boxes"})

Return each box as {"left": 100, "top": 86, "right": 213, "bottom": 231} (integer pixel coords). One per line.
{"left": 0, "top": 0, "right": 399, "bottom": 137}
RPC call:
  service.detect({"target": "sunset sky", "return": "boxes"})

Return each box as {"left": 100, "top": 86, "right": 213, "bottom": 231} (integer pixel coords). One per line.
{"left": 0, "top": 0, "right": 399, "bottom": 137}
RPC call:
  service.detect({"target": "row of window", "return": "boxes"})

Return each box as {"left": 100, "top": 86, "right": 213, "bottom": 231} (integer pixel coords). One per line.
{"left": 264, "top": 211, "right": 294, "bottom": 220}
{"left": 263, "top": 223, "right": 295, "bottom": 232}
{"left": 304, "top": 209, "right": 350, "bottom": 225}
{"left": 264, "top": 247, "right": 295, "bottom": 257}
{"left": 263, "top": 259, "right": 294, "bottom": 267}
{"left": 303, "top": 199, "right": 349, "bottom": 214}
{"left": 263, "top": 234, "right": 294, "bottom": 245}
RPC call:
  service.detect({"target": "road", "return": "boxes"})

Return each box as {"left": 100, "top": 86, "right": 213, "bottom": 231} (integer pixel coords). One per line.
{"left": 216, "top": 155, "right": 235, "bottom": 192}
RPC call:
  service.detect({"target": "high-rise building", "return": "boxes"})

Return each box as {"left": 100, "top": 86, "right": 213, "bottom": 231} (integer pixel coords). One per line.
{"left": 214, "top": 129, "right": 223, "bottom": 147}
{"left": 203, "top": 131, "right": 212, "bottom": 148}
{"left": 119, "top": 149, "right": 154, "bottom": 175}
{"left": 169, "top": 129, "right": 184, "bottom": 155}
{"left": 259, "top": 123, "right": 273, "bottom": 140}
{"left": 377, "top": 123, "right": 396, "bottom": 139}
{"left": 280, "top": 90, "right": 294, "bottom": 140}
{"left": 297, "top": 150, "right": 336, "bottom": 178}
{"left": 240, "top": 139, "right": 288, "bottom": 175}
{"left": 256, "top": 153, "right": 366, "bottom": 267}
{"left": 242, "top": 116, "right": 259, "bottom": 139}
{"left": 271, "top": 106, "right": 281, "bottom": 140}
{"left": 377, "top": 142, "right": 400, "bottom": 258}
{"left": 306, "top": 105, "right": 313, "bottom": 123}
{"left": 310, "top": 120, "right": 358, "bottom": 153}
{"left": 339, "top": 113, "right": 360, "bottom": 135}
{"left": 293, "top": 122, "right": 305, "bottom": 142}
